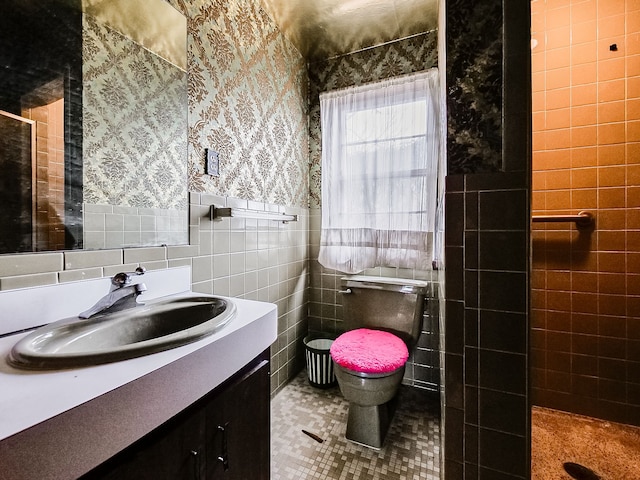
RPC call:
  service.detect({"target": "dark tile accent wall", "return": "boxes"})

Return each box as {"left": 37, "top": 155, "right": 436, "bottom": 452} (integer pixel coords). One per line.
{"left": 444, "top": 1, "right": 531, "bottom": 479}
{"left": 445, "top": 175, "right": 530, "bottom": 480}
{"left": 414, "top": 291, "right": 442, "bottom": 391}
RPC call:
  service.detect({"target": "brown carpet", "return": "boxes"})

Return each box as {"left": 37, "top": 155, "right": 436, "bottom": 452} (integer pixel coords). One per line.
{"left": 531, "top": 407, "right": 640, "bottom": 480}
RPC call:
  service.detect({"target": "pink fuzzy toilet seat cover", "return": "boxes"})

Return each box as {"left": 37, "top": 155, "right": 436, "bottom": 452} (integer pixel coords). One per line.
{"left": 330, "top": 328, "right": 409, "bottom": 374}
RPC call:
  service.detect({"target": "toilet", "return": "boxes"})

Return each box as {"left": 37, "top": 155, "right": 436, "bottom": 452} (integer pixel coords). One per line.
{"left": 329, "top": 275, "right": 429, "bottom": 448}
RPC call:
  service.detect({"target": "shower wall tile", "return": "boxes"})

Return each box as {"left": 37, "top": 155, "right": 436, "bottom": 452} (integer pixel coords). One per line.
{"left": 445, "top": 301, "right": 464, "bottom": 355}
{"left": 445, "top": 0, "right": 531, "bottom": 478}
{"left": 478, "top": 428, "right": 527, "bottom": 478}
{"left": 531, "top": 0, "right": 640, "bottom": 426}
{"left": 478, "top": 389, "right": 527, "bottom": 436}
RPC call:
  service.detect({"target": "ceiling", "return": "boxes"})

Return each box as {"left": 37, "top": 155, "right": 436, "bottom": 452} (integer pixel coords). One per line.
{"left": 259, "top": 0, "right": 439, "bottom": 62}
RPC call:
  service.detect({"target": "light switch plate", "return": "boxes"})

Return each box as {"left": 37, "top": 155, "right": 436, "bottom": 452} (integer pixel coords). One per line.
{"left": 205, "top": 148, "right": 220, "bottom": 177}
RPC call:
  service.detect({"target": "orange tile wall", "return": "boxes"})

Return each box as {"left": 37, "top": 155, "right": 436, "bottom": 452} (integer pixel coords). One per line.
{"left": 531, "top": 0, "right": 640, "bottom": 425}
{"left": 24, "top": 98, "right": 66, "bottom": 251}
{"left": 47, "top": 98, "right": 66, "bottom": 250}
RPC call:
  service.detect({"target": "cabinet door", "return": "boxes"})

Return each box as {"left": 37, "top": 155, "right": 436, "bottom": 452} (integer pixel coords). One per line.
{"left": 205, "top": 360, "right": 270, "bottom": 480}
{"left": 80, "top": 354, "right": 269, "bottom": 480}
{"left": 81, "top": 405, "right": 205, "bottom": 480}
{"left": 134, "top": 407, "right": 205, "bottom": 480}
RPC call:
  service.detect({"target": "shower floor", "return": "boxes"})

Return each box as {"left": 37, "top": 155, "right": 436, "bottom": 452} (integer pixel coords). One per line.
{"left": 531, "top": 406, "right": 640, "bottom": 479}
{"left": 271, "top": 371, "right": 440, "bottom": 479}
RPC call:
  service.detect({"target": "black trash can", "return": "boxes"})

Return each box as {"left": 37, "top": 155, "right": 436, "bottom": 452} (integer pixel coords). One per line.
{"left": 303, "top": 334, "right": 337, "bottom": 388}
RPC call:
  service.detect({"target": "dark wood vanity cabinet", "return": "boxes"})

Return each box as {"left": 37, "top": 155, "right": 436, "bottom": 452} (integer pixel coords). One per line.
{"left": 82, "top": 353, "right": 270, "bottom": 480}
{"left": 203, "top": 355, "right": 270, "bottom": 480}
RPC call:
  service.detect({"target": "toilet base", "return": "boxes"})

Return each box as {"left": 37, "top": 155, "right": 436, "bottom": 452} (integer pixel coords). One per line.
{"left": 345, "top": 396, "right": 398, "bottom": 449}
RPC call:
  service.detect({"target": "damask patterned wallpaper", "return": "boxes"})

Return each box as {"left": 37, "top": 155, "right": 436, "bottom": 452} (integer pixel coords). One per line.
{"left": 82, "top": 15, "right": 188, "bottom": 210}
{"left": 168, "top": 0, "right": 309, "bottom": 209}
{"left": 307, "top": 31, "right": 439, "bottom": 208}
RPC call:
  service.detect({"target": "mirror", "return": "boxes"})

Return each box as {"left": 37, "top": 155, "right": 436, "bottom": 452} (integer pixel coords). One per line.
{"left": 0, "top": 0, "right": 188, "bottom": 254}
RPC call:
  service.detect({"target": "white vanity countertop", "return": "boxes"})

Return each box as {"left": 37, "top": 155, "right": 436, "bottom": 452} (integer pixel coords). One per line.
{"left": 0, "top": 295, "right": 276, "bottom": 442}
{"left": 0, "top": 268, "right": 278, "bottom": 480}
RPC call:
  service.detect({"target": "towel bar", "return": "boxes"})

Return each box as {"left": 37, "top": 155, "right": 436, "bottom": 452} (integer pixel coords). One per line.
{"left": 531, "top": 211, "right": 593, "bottom": 228}
{"left": 210, "top": 205, "right": 298, "bottom": 223}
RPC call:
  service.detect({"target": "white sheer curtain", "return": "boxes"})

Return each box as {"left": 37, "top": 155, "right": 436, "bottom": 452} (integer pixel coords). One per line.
{"left": 319, "top": 69, "right": 442, "bottom": 274}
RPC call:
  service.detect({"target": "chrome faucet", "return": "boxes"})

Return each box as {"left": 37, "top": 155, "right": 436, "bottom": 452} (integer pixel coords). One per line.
{"left": 78, "top": 267, "right": 147, "bottom": 319}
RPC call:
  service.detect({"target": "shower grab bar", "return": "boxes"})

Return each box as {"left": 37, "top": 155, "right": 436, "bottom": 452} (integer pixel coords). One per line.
{"left": 210, "top": 205, "right": 298, "bottom": 223}
{"left": 531, "top": 211, "right": 594, "bottom": 228}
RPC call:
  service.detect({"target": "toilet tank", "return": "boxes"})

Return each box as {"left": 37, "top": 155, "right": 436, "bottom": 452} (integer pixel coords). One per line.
{"left": 339, "top": 276, "right": 430, "bottom": 348}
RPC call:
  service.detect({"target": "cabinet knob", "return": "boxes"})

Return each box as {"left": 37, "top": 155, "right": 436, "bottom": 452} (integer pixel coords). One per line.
{"left": 190, "top": 450, "right": 201, "bottom": 480}
{"left": 217, "top": 424, "right": 230, "bottom": 471}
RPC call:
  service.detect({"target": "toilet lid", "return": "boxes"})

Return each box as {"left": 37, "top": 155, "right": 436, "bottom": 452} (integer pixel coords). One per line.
{"left": 330, "top": 328, "right": 409, "bottom": 374}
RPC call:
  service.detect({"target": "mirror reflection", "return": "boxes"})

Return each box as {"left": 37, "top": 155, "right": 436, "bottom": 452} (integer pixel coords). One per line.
{"left": 0, "top": 0, "right": 188, "bottom": 254}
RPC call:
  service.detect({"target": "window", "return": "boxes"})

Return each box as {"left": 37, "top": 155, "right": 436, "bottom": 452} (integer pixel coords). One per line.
{"left": 318, "top": 69, "right": 442, "bottom": 274}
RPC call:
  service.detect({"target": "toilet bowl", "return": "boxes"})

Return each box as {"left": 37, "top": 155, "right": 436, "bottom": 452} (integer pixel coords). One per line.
{"left": 329, "top": 276, "right": 429, "bottom": 449}
{"left": 331, "top": 327, "right": 409, "bottom": 448}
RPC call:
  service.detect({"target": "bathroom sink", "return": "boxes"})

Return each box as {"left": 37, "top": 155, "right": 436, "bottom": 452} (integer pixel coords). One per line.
{"left": 8, "top": 295, "right": 236, "bottom": 370}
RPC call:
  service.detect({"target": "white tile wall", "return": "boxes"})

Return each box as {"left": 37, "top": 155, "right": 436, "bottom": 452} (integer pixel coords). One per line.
{"left": 83, "top": 203, "right": 188, "bottom": 249}
{"left": 0, "top": 194, "right": 309, "bottom": 396}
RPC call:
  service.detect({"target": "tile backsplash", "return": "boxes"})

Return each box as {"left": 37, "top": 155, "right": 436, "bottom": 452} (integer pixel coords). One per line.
{"left": 82, "top": 203, "right": 188, "bottom": 249}
{"left": 0, "top": 193, "right": 309, "bottom": 396}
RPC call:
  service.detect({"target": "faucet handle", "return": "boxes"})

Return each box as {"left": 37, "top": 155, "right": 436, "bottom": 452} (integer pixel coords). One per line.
{"left": 111, "top": 266, "right": 146, "bottom": 287}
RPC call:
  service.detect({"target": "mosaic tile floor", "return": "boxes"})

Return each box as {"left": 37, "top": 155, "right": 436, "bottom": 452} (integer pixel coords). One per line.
{"left": 271, "top": 372, "right": 441, "bottom": 480}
